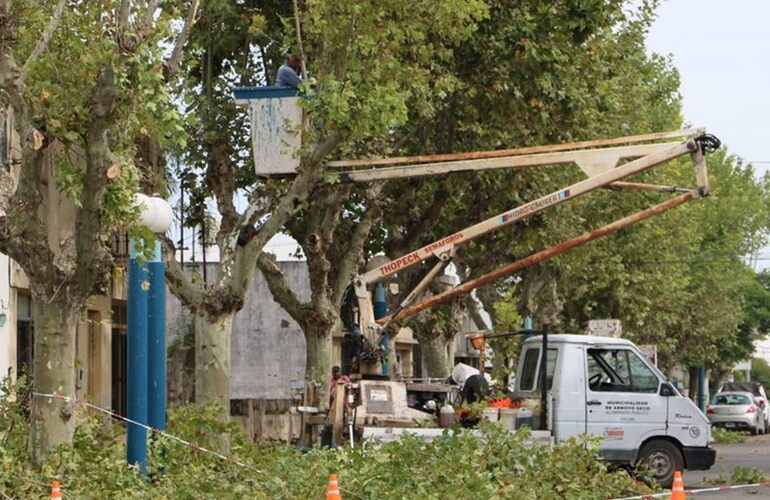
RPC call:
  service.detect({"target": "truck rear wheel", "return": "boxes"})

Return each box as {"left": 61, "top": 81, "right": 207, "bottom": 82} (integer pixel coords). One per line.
{"left": 636, "top": 439, "right": 683, "bottom": 489}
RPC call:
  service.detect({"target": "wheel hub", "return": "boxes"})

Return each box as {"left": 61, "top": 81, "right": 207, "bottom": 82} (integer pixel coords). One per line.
{"left": 646, "top": 451, "right": 671, "bottom": 478}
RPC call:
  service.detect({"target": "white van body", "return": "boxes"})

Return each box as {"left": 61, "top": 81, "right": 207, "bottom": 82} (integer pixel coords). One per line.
{"left": 514, "top": 334, "right": 715, "bottom": 487}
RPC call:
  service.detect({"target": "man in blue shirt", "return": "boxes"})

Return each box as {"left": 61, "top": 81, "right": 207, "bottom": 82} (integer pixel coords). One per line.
{"left": 275, "top": 54, "right": 303, "bottom": 88}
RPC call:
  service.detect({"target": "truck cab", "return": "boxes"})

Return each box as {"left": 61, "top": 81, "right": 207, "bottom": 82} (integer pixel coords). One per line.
{"left": 514, "top": 334, "right": 715, "bottom": 487}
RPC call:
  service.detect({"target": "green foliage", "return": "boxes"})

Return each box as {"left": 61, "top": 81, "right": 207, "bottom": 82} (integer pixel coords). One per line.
{"left": 458, "top": 399, "right": 489, "bottom": 419}
{"left": 751, "top": 358, "right": 770, "bottom": 390}
{"left": 493, "top": 291, "right": 523, "bottom": 333}
{"left": 378, "top": 0, "right": 693, "bottom": 362}
{"left": 731, "top": 466, "right": 768, "bottom": 484}
{"left": 490, "top": 290, "right": 524, "bottom": 385}
{"left": 302, "top": 0, "right": 488, "bottom": 142}
{"left": 710, "top": 427, "right": 747, "bottom": 444}
{"left": 0, "top": 386, "right": 647, "bottom": 499}
{"left": 706, "top": 466, "right": 767, "bottom": 487}
{"left": 16, "top": 0, "right": 185, "bottom": 215}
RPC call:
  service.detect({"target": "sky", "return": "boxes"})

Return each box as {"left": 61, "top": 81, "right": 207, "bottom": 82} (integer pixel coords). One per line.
{"left": 645, "top": 0, "right": 770, "bottom": 173}
{"left": 646, "top": 0, "right": 770, "bottom": 269}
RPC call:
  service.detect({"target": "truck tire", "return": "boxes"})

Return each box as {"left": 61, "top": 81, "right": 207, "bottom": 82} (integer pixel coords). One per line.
{"left": 636, "top": 439, "right": 683, "bottom": 489}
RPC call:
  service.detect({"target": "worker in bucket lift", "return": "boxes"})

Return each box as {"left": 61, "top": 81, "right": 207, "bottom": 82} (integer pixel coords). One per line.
{"left": 329, "top": 365, "right": 350, "bottom": 408}
{"left": 275, "top": 53, "right": 303, "bottom": 88}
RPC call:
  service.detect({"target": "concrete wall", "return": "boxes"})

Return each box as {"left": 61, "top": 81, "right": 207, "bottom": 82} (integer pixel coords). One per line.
{"left": 166, "top": 258, "right": 423, "bottom": 401}
{"left": 166, "top": 260, "right": 310, "bottom": 401}
{"left": 231, "top": 262, "right": 309, "bottom": 399}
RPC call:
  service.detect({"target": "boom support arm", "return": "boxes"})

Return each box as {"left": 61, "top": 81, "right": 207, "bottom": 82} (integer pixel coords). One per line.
{"left": 356, "top": 140, "right": 695, "bottom": 287}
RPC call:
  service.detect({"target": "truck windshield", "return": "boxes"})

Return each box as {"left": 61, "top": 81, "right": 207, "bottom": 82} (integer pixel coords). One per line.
{"left": 587, "top": 348, "right": 659, "bottom": 393}
{"left": 519, "top": 347, "right": 558, "bottom": 392}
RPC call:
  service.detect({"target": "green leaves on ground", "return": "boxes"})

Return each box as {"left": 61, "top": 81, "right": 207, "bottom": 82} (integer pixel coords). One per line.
{"left": 710, "top": 427, "right": 747, "bottom": 444}
{"left": 0, "top": 391, "right": 647, "bottom": 499}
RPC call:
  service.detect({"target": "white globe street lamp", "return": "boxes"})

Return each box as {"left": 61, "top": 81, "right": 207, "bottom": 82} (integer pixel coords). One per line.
{"left": 134, "top": 193, "right": 173, "bottom": 233}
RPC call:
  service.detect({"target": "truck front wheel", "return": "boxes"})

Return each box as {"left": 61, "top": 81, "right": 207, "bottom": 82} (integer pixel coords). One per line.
{"left": 636, "top": 440, "right": 683, "bottom": 489}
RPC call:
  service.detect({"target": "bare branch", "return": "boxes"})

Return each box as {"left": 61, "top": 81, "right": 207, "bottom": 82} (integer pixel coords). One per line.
{"left": 161, "top": 235, "right": 205, "bottom": 309}
{"left": 257, "top": 251, "right": 310, "bottom": 325}
{"left": 292, "top": 0, "right": 307, "bottom": 79}
{"left": 22, "top": 0, "right": 67, "bottom": 74}
{"left": 0, "top": 166, "right": 15, "bottom": 216}
{"left": 118, "top": 0, "right": 131, "bottom": 32}
{"left": 316, "top": 186, "right": 349, "bottom": 243}
{"left": 136, "top": 0, "right": 161, "bottom": 41}
{"left": 2, "top": 149, "right": 61, "bottom": 296}
{"left": 207, "top": 157, "right": 238, "bottom": 247}
{"left": 332, "top": 183, "right": 385, "bottom": 303}
{"left": 166, "top": 0, "right": 200, "bottom": 79}
{"left": 242, "top": 134, "right": 341, "bottom": 255}
{"left": 73, "top": 64, "right": 124, "bottom": 299}
{"left": 227, "top": 132, "right": 341, "bottom": 300}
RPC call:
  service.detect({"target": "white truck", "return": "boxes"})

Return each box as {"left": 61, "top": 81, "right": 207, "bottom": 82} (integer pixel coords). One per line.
{"left": 514, "top": 333, "right": 714, "bottom": 487}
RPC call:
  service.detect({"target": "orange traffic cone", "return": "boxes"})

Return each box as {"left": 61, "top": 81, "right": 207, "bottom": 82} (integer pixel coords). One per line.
{"left": 50, "top": 480, "right": 62, "bottom": 499}
{"left": 670, "top": 471, "right": 685, "bottom": 500}
{"left": 326, "top": 473, "right": 342, "bottom": 500}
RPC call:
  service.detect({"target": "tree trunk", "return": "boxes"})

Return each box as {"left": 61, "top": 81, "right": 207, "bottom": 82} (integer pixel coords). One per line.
{"left": 420, "top": 335, "right": 452, "bottom": 379}
{"left": 687, "top": 366, "right": 698, "bottom": 401}
{"left": 304, "top": 321, "right": 334, "bottom": 411}
{"left": 28, "top": 298, "right": 77, "bottom": 466}
{"left": 195, "top": 311, "right": 233, "bottom": 422}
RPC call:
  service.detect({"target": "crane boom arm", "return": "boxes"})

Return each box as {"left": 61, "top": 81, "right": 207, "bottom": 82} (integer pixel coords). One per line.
{"left": 356, "top": 139, "right": 694, "bottom": 288}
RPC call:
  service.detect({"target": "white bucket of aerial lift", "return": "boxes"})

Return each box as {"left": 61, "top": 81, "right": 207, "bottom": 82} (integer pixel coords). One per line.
{"left": 234, "top": 87, "right": 302, "bottom": 176}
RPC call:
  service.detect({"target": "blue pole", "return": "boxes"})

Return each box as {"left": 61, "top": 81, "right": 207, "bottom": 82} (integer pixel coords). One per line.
{"left": 697, "top": 365, "right": 706, "bottom": 411}
{"left": 373, "top": 283, "right": 389, "bottom": 375}
{"left": 373, "top": 283, "right": 387, "bottom": 319}
{"left": 523, "top": 316, "right": 533, "bottom": 340}
{"left": 147, "top": 240, "right": 166, "bottom": 433}
{"left": 127, "top": 239, "right": 149, "bottom": 473}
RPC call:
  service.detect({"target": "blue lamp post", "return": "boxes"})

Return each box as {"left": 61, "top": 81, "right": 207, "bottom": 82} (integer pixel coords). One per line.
{"left": 127, "top": 194, "right": 172, "bottom": 472}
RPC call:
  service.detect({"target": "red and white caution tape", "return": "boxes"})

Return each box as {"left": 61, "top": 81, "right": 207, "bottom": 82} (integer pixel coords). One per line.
{"left": 611, "top": 481, "right": 770, "bottom": 499}
{"left": 32, "top": 392, "right": 262, "bottom": 474}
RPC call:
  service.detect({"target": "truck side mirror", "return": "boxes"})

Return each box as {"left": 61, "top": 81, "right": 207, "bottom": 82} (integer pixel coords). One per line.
{"left": 659, "top": 382, "right": 676, "bottom": 397}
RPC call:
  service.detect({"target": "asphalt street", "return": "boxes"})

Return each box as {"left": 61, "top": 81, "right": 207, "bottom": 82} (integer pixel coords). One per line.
{"left": 679, "top": 432, "right": 770, "bottom": 498}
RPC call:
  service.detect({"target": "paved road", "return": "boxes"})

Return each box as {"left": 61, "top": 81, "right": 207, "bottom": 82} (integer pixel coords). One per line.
{"left": 681, "top": 432, "right": 770, "bottom": 498}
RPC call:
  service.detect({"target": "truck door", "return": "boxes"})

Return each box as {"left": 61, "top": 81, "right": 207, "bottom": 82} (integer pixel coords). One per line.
{"left": 516, "top": 345, "right": 559, "bottom": 429}
{"left": 550, "top": 345, "right": 585, "bottom": 441}
{"left": 584, "top": 347, "right": 666, "bottom": 463}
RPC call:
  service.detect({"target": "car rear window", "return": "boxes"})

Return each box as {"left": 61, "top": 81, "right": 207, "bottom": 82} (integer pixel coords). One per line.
{"left": 713, "top": 394, "right": 751, "bottom": 405}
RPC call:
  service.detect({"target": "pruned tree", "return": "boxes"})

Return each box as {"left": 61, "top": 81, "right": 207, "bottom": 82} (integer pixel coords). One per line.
{"left": 0, "top": 0, "right": 197, "bottom": 464}
{"left": 165, "top": 0, "right": 488, "bottom": 413}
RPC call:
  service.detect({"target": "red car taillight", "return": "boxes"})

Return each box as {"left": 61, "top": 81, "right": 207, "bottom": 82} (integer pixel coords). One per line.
{"left": 746, "top": 405, "right": 757, "bottom": 413}
{"left": 706, "top": 406, "right": 714, "bottom": 414}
